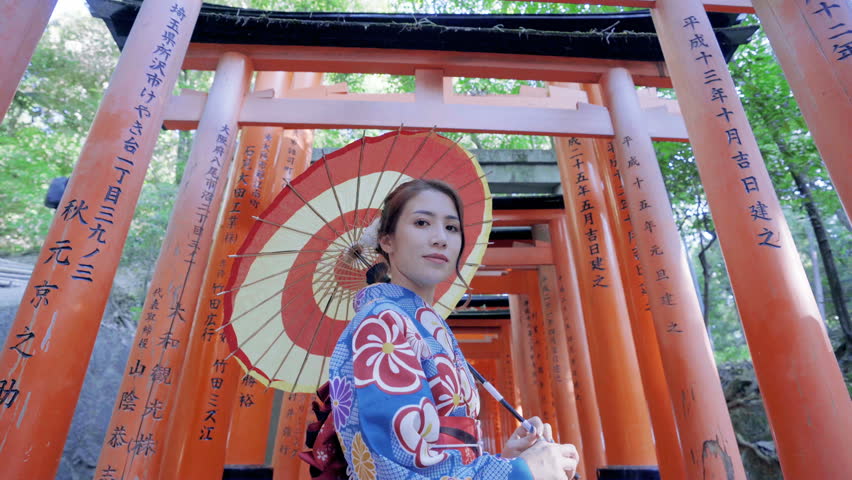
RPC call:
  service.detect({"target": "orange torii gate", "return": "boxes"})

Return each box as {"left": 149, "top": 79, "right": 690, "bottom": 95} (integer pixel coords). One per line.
{"left": 0, "top": 1, "right": 850, "bottom": 479}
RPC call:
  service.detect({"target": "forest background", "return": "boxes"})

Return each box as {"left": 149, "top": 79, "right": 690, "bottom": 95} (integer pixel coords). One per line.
{"left": 0, "top": 1, "right": 849, "bottom": 477}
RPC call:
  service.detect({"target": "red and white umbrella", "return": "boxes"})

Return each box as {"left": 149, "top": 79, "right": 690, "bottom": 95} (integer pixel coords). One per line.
{"left": 222, "top": 130, "right": 492, "bottom": 393}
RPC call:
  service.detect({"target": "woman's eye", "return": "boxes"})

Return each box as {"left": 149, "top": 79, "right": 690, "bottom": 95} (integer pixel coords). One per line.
{"left": 415, "top": 219, "right": 429, "bottom": 227}
{"left": 446, "top": 224, "right": 460, "bottom": 232}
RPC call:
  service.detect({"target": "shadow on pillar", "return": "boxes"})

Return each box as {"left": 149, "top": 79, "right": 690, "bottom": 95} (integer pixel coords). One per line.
{"left": 223, "top": 465, "right": 273, "bottom": 479}
{"left": 597, "top": 466, "right": 660, "bottom": 480}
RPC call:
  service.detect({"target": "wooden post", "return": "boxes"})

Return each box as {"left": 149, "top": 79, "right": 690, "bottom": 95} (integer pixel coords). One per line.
{"left": 548, "top": 219, "right": 606, "bottom": 474}
{"left": 272, "top": 72, "right": 322, "bottom": 188}
{"left": 508, "top": 293, "right": 542, "bottom": 417}
{"left": 751, "top": 0, "right": 852, "bottom": 216}
{"left": 586, "top": 84, "right": 686, "bottom": 480}
{"left": 0, "top": 2, "right": 201, "bottom": 477}
{"left": 271, "top": 393, "right": 313, "bottom": 480}
{"left": 0, "top": 0, "right": 57, "bottom": 122}
{"left": 523, "top": 270, "right": 561, "bottom": 429}
{"left": 553, "top": 136, "right": 657, "bottom": 466}
{"left": 94, "top": 51, "right": 252, "bottom": 479}
{"left": 159, "top": 70, "right": 289, "bottom": 478}
{"left": 224, "top": 380, "right": 276, "bottom": 466}
{"left": 652, "top": 2, "right": 852, "bottom": 477}
{"left": 227, "top": 72, "right": 322, "bottom": 475}
{"left": 536, "top": 259, "right": 588, "bottom": 480}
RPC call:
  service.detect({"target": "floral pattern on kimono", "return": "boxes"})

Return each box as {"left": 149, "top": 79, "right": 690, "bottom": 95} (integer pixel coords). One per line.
{"left": 328, "top": 283, "right": 533, "bottom": 480}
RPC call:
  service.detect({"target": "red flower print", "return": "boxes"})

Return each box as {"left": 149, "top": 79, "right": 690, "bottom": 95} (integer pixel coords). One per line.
{"left": 416, "top": 307, "right": 454, "bottom": 359}
{"left": 428, "top": 355, "right": 465, "bottom": 415}
{"left": 393, "top": 397, "right": 448, "bottom": 468}
{"left": 353, "top": 309, "right": 425, "bottom": 394}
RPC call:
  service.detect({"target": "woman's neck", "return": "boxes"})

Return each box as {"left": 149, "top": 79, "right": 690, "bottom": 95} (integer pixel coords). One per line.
{"left": 388, "top": 266, "right": 436, "bottom": 305}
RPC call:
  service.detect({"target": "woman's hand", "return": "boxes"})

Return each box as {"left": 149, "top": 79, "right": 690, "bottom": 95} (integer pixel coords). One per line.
{"left": 501, "top": 417, "right": 553, "bottom": 459}
{"left": 518, "top": 440, "right": 579, "bottom": 480}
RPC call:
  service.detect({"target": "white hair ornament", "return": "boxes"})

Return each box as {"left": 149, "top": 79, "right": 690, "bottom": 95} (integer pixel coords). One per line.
{"left": 358, "top": 217, "right": 382, "bottom": 250}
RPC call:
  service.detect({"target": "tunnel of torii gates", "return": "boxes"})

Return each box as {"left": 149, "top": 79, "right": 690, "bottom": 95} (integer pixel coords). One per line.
{"left": 0, "top": 0, "right": 850, "bottom": 479}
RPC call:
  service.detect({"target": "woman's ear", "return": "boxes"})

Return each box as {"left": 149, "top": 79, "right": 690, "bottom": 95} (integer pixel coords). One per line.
{"left": 378, "top": 233, "right": 394, "bottom": 255}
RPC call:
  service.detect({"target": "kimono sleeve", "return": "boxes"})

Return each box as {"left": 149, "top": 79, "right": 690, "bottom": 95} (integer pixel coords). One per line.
{"left": 328, "top": 300, "right": 533, "bottom": 480}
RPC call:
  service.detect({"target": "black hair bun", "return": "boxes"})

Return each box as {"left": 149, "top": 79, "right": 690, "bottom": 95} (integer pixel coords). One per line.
{"left": 365, "top": 263, "right": 391, "bottom": 285}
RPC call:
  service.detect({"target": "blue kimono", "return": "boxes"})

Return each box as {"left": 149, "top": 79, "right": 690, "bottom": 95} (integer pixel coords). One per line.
{"left": 327, "top": 283, "right": 533, "bottom": 480}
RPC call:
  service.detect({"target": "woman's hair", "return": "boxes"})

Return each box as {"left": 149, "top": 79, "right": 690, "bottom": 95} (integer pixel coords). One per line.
{"left": 371, "top": 179, "right": 467, "bottom": 288}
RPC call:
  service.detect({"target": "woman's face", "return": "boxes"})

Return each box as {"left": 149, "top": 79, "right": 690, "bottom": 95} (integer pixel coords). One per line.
{"left": 379, "top": 189, "right": 463, "bottom": 302}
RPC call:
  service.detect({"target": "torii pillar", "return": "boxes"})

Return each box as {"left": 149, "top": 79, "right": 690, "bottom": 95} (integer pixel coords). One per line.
{"left": 0, "top": 0, "right": 57, "bottom": 122}
{"left": 751, "top": 0, "right": 852, "bottom": 216}
{"left": 553, "top": 136, "right": 657, "bottom": 466}
{"left": 0, "top": 2, "right": 201, "bottom": 478}
{"left": 600, "top": 70, "right": 742, "bottom": 479}
{"left": 652, "top": 1, "right": 852, "bottom": 477}
{"left": 548, "top": 219, "right": 606, "bottom": 474}
{"left": 159, "top": 70, "right": 292, "bottom": 478}
{"left": 585, "top": 84, "right": 685, "bottom": 480}
{"left": 94, "top": 51, "right": 252, "bottom": 479}
{"left": 508, "top": 292, "right": 543, "bottom": 417}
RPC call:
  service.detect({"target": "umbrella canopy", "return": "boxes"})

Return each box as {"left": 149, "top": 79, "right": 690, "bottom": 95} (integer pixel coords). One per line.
{"left": 223, "top": 130, "right": 492, "bottom": 392}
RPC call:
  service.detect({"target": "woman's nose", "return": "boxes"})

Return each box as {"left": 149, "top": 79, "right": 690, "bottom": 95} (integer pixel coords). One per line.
{"left": 432, "top": 228, "right": 448, "bottom": 247}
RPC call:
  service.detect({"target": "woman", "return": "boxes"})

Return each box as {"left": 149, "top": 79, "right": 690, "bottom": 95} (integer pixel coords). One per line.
{"left": 326, "top": 179, "right": 579, "bottom": 480}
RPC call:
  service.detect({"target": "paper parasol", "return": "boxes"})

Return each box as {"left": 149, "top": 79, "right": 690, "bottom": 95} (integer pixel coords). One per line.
{"left": 222, "top": 130, "right": 492, "bottom": 393}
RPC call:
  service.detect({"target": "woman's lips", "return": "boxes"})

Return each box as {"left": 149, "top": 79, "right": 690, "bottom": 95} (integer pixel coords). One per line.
{"left": 423, "top": 254, "right": 449, "bottom": 263}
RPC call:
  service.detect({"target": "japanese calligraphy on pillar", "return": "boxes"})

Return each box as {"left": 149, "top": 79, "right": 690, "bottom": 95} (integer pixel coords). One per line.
{"left": 804, "top": 1, "right": 852, "bottom": 62}
{"left": 682, "top": 15, "right": 785, "bottom": 251}
{"left": 538, "top": 270, "right": 563, "bottom": 385}
{"left": 617, "top": 134, "right": 687, "bottom": 332}
{"left": 1, "top": 3, "right": 190, "bottom": 413}
{"left": 555, "top": 273, "right": 582, "bottom": 401}
{"left": 567, "top": 137, "right": 610, "bottom": 289}
{"left": 602, "top": 141, "right": 651, "bottom": 313}
{"left": 521, "top": 297, "right": 542, "bottom": 392}
{"left": 282, "top": 134, "right": 299, "bottom": 183}
{"left": 193, "top": 149, "right": 255, "bottom": 444}
{"left": 276, "top": 393, "right": 311, "bottom": 458}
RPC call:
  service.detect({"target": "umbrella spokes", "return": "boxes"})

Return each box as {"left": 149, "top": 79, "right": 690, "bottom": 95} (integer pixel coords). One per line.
{"left": 223, "top": 130, "right": 492, "bottom": 392}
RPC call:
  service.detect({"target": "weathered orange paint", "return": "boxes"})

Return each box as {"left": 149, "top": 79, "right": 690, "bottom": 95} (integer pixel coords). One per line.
{"left": 159, "top": 70, "right": 290, "bottom": 478}
{"left": 0, "top": 2, "right": 201, "bottom": 477}
{"left": 224, "top": 381, "right": 275, "bottom": 466}
{"left": 522, "top": 270, "right": 560, "bottom": 431}
{"left": 0, "top": 0, "right": 57, "bottom": 121}
{"left": 508, "top": 292, "right": 542, "bottom": 418}
{"left": 751, "top": 0, "right": 852, "bottom": 216}
{"left": 586, "top": 83, "right": 686, "bottom": 480}
{"left": 470, "top": 270, "right": 530, "bottom": 294}
{"left": 271, "top": 393, "right": 313, "bottom": 480}
{"left": 272, "top": 72, "right": 322, "bottom": 189}
{"left": 553, "top": 135, "right": 657, "bottom": 465}
{"left": 536, "top": 262, "right": 587, "bottom": 480}
{"left": 94, "top": 51, "right": 252, "bottom": 479}
{"left": 653, "top": 2, "right": 852, "bottom": 476}
{"left": 548, "top": 219, "right": 606, "bottom": 474}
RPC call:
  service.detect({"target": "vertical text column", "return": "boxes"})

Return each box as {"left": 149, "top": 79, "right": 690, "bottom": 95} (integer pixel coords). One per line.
{"left": 553, "top": 136, "right": 656, "bottom": 466}
{"left": 160, "top": 70, "right": 292, "bottom": 478}
{"left": 548, "top": 219, "right": 606, "bottom": 474}
{"left": 0, "top": 3, "right": 201, "bottom": 478}
{"left": 602, "top": 69, "right": 742, "bottom": 479}
{"left": 94, "top": 51, "right": 252, "bottom": 480}
{"left": 652, "top": 2, "right": 852, "bottom": 477}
